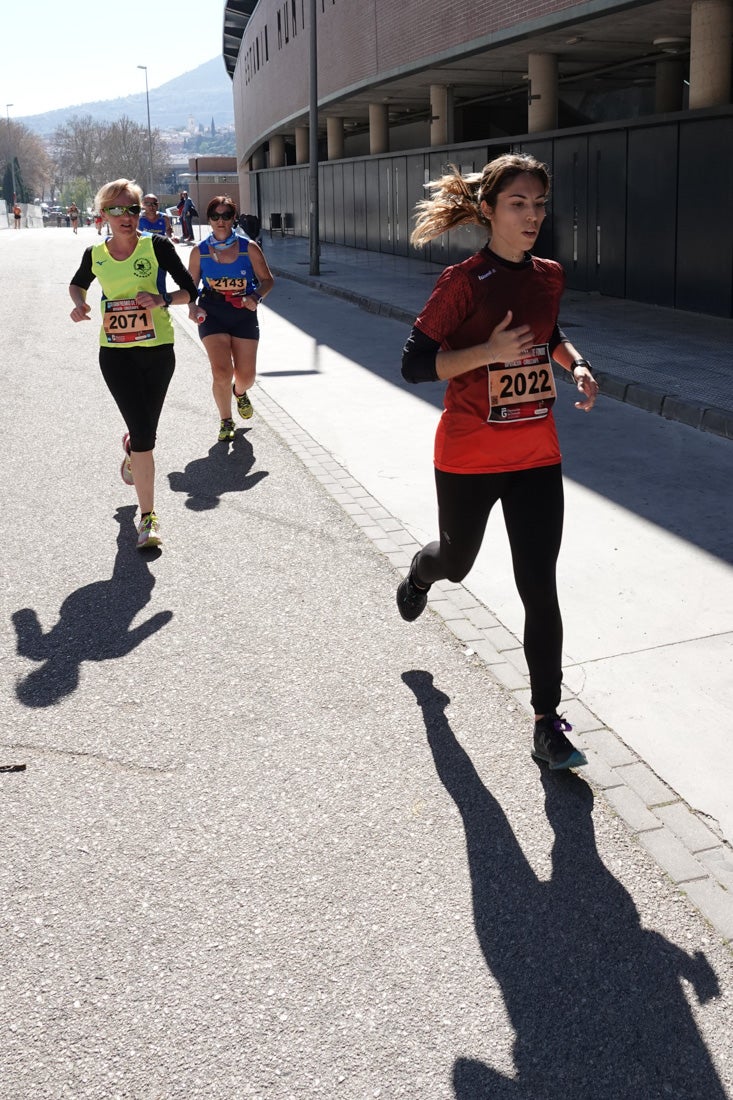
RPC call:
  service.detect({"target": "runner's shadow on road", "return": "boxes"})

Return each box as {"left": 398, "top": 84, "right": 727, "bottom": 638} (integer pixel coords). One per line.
{"left": 401, "top": 670, "right": 726, "bottom": 1100}
{"left": 12, "top": 506, "right": 172, "bottom": 708}
{"left": 167, "top": 428, "right": 268, "bottom": 511}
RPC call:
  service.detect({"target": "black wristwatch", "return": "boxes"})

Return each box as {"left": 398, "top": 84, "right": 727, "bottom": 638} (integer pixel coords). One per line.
{"left": 251, "top": 291, "right": 263, "bottom": 304}
{"left": 572, "top": 357, "right": 591, "bottom": 374}
{"left": 161, "top": 290, "right": 172, "bottom": 309}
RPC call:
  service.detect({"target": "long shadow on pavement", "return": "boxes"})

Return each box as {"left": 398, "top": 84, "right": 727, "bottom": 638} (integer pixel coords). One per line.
{"left": 167, "top": 428, "right": 268, "bottom": 511}
{"left": 12, "top": 506, "right": 172, "bottom": 708}
{"left": 265, "top": 289, "right": 733, "bottom": 565}
{"left": 402, "top": 670, "right": 726, "bottom": 1099}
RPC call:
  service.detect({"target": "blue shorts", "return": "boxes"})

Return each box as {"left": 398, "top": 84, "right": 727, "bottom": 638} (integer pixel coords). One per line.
{"left": 198, "top": 296, "right": 260, "bottom": 341}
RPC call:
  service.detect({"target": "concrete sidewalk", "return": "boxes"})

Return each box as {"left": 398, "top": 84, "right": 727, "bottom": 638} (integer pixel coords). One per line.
{"left": 261, "top": 234, "right": 733, "bottom": 440}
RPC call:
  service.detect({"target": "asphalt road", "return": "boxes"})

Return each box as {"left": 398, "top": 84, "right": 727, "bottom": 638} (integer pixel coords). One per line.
{"left": 1, "top": 228, "right": 731, "bottom": 1099}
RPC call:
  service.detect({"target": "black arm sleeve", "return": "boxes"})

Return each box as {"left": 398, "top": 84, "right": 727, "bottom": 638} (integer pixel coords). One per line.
{"left": 69, "top": 247, "right": 95, "bottom": 290}
{"left": 549, "top": 324, "right": 567, "bottom": 354}
{"left": 152, "top": 235, "right": 199, "bottom": 301}
{"left": 402, "top": 326, "right": 441, "bottom": 384}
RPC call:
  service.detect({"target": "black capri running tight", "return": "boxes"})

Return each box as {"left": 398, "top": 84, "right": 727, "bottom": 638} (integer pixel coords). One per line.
{"left": 99, "top": 344, "right": 175, "bottom": 452}
{"left": 415, "top": 463, "right": 565, "bottom": 714}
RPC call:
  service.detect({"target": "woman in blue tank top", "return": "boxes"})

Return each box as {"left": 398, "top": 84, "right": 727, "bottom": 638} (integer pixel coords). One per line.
{"left": 188, "top": 195, "right": 275, "bottom": 442}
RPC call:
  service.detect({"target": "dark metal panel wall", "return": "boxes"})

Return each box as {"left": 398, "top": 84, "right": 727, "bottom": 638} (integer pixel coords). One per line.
{"left": 256, "top": 170, "right": 275, "bottom": 229}
{"left": 342, "top": 162, "right": 356, "bottom": 248}
{"left": 515, "top": 139, "right": 553, "bottom": 259}
{"left": 676, "top": 118, "right": 733, "bottom": 316}
{"left": 299, "top": 167, "right": 308, "bottom": 235}
{"left": 379, "top": 159, "right": 394, "bottom": 254}
{"left": 322, "top": 165, "right": 335, "bottom": 243}
{"left": 366, "top": 159, "right": 380, "bottom": 251}
{"left": 249, "top": 112, "right": 732, "bottom": 317}
{"left": 406, "top": 154, "right": 427, "bottom": 259}
{"left": 354, "top": 160, "right": 367, "bottom": 248}
{"left": 287, "top": 169, "right": 297, "bottom": 228}
{"left": 392, "top": 157, "right": 409, "bottom": 257}
{"left": 550, "top": 136, "right": 589, "bottom": 290}
{"left": 333, "top": 163, "right": 346, "bottom": 245}
{"left": 588, "top": 130, "right": 627, "bottom": 298}
{"left": 273, "top": 171, "right": 284, "bottom": 221}
{"left": 279, "top": 169, "right": 290, "bottom": 230}
{"left": 626, "top": 125, "right": 678, "bottom": 308}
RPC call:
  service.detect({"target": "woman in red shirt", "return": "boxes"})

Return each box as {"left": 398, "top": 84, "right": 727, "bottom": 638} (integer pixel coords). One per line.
{"left": 399, "top": 153, "right": 598, "bottom": 770}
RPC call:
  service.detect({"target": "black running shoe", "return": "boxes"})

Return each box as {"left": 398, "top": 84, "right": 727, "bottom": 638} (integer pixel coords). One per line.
{"left": 396, "top": 553, "right": 431, "bottom": 622}
{"left": 532, "top": 713, "right": 587, "bottom": 770}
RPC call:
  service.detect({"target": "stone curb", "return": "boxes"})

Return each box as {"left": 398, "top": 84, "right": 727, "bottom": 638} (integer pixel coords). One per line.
{"left": 270, "top": 264, "right": 733, "bottom": 441}
{"left": 253, "top": 381, "right": 733, "bottom": 949}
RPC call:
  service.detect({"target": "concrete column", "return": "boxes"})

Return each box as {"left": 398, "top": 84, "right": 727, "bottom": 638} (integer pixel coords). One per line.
{"left": 689, "top": 0, "right": 732, "bottom": 108}
{"left": 251, "top": 147, "right": 265, "bottom": 171}
{"left": 327, "top": 116, "right": 345, "bottom": 160}
{"left": 369, "top": 103, "right": 389, "bottom": 155}
{"left": 430, "top": 84, "right": 454, "bottom": 146}
{"left": 295, "top": 126, "right": 309, "bottom": 165}
{"left": 527, "top": 52, "right": 558, "bottom": 132}
{"left": 655, "top": 57, "right": 686, "bottom": 113}
{"left": 269, "top": 134, "right": 286, "bottom": 168}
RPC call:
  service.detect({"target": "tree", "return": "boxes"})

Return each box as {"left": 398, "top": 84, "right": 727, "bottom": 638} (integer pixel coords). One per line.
{"left": 0, "top": 120, "right": 53, "bottom": 201}
{"left": 51, "top": 114, "right": 105, "bottom": 197}
{"left": 51, "top": 113, "right": 171, "bottom": 201}
{"left": 59, "top": 177, "right": 94, "bottom": 214}
{"left": 184, "top": 131, "right": 236, "bottom": 157}
{"left": 2, "top": 161, "right": 20, "bottom": 202}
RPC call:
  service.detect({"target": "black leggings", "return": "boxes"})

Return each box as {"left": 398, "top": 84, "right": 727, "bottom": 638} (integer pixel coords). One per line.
{"left": 99, "top": 344, "right": 175, "bottom": 452}
{"left": 415, "top": 463, "right": 565, "bottom": 714}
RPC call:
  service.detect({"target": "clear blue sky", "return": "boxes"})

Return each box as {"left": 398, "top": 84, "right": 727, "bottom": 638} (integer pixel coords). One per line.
{"left": 2, "top": 0, "right": 226, "bottom": 118}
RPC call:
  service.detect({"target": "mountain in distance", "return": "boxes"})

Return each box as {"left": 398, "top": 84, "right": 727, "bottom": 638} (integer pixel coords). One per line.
{"left": 18, "top": 58, "right": 235, "bottom": 136}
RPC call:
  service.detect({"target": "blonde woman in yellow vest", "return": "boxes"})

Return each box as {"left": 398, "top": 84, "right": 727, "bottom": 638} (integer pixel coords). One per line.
{"left": 69, "top": 179, "right": 199, "bottom": 550}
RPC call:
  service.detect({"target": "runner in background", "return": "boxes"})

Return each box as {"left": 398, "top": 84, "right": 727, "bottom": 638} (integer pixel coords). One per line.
{"left": 68, "top": 178, "right": 199, "bottom": 550}
{"left": 139, "top": 194, "right": 174, "bottom": 239}
{"left": 187, "top": 195, "right": 274, "bottom": 443}
{"left": 68, "top": 202, "right": 80, "bottom": 235}
{"left": 13, "top": 203, "right": 22, "bottom": 229}
{"left": 398, "top": 153, "right": 598, "bottom": 771}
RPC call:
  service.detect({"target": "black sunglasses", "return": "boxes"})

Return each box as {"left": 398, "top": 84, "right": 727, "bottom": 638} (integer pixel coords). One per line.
{"left": 104, "top": 204, "right": 142, "bottom": 216}
{"left": 211, "top": 210, "right": 235, "bottom": 222}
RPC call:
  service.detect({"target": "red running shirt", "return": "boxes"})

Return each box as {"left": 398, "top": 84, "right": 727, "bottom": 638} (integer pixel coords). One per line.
{"left": 415, "top": 248, "right": 566, "bottom": 474}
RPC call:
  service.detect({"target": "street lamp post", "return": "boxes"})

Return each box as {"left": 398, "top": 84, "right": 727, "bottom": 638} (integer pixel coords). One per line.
{"left": 308, "top": 0, "right": 319, "bottom": 275}
{"left": 137, "top": 66, "right": 154, "bottom": 193}
{"left": 5, "top": 103, "right": 18, "bottom": 203}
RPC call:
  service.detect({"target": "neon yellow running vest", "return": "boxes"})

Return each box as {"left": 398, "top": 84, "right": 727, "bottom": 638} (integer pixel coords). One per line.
{"left": 91, "top": 235, "right": 174, "bottom": 347}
